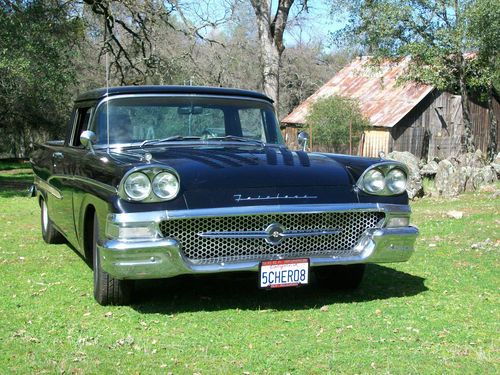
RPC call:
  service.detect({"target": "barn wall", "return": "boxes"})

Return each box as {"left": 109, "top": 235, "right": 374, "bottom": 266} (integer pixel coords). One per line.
{"left": 469, "top": 99, "right": 490, "bottom": 153}
{"left": 390, "top": 91, "right": 499, "bottom": 160}
{"left": 362, "top": 129, "right": 391, "bottom": 157}
{"left": 283, "top": 91, "right": 498, "bottom": 158}
{"left": 390, "top": 91, "right": 464, "bottom": 160}
{"left": 282, "top": 125, "right": 300, "bottom": 148}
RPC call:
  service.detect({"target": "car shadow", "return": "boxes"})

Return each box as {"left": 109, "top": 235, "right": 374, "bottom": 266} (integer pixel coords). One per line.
{"left": 131, "top": 264, "right": 427, "bottom": 314}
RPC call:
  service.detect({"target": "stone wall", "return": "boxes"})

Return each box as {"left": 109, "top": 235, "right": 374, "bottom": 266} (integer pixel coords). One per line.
{"left": 387, "top": 150, "right": 498, "bottom": 199}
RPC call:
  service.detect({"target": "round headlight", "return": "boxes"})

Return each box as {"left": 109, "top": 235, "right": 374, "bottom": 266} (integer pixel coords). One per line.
{"left": 152, "top": 172, "right": 179, "bottom": 200}
{"left": 386, "top": 168, "right": 407, "bottom": 194}
{"left": 363, "top": 169, "right": 385, "bottom": 193}
{"left": 124, "top": 172, "right": 151, "bottom": 201}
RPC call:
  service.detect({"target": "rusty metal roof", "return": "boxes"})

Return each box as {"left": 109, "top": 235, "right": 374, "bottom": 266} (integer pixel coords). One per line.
{"left": 281, "top": 56, "right": 434, "bottom": 128}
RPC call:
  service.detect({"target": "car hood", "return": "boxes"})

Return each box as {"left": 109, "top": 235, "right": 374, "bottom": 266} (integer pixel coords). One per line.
{"left": 109, "top": 145, "right": 358, "bottom": 208}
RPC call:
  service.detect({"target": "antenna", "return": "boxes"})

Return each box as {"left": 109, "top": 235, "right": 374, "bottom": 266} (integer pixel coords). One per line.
{"left": 106, "top": 48, "right": 110, "bottom": 154}
{"left": 104, "top": 17, "right": 110, "bottom": 154}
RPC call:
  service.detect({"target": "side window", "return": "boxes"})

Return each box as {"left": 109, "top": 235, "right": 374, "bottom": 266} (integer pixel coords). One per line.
{"left": 71, "top": 107, "right": 92, "bottom": 146}
{"left": 239, "top": 108, "right": 265, "bottom": 140}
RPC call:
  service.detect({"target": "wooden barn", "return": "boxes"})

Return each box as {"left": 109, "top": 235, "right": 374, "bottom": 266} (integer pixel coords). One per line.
{"left": 281, "top": 56, "right": 499, "bottom": 160}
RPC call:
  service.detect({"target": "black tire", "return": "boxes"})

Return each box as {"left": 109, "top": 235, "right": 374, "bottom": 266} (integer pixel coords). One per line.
{"left": 40, "top": 198, "right": 65, "bottom": 244}
{"left": 315, "top": 264, "right": 366, "bottom": 290}
{"left": 92, "top": 213, "right": 133, "bottom": 305}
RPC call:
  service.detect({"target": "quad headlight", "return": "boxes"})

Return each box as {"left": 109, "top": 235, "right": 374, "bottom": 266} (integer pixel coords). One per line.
{"left": 357, "top": 163, "right": 407, "bottom": 196}
{"left": 386, "top": 168, "right": 407, "bottom": 194}
{"left": 124, "top": 172, "right": 151, "bottom": 201}
{"left": 362, "top": 169, "right": 385, "bottom": 194}
{"left": 152, "top": 171, "right": 180, "bottom": 200}
{"left": 121, "top": 167, "right": 180, "bottom": 202}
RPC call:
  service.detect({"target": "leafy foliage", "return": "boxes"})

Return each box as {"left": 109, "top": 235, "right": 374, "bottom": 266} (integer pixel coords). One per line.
{"left": 330, "top": 0, "right": 499, "bottom": 154}
{"left": 466, "top": 0, "right": 500, "bottom": 92}
{"left": 331, "top": 0, "right": 499, "bottom": 97}
{"left": 305, "top": 95, "right": 369, "bottom": 151}
{"left": 0, "top": 0, "right": 344, "bottom": 157}
{"left": 0, "top": 1, "right": 83, "bottom": 156}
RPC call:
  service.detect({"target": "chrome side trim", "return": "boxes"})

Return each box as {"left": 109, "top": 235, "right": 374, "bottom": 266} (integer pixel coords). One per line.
{"left": 108, "top": 203, "right": 410, "bottom": 224}
{"left": 47, "top": 174, "right": 117, "bottom": 194}
{"left": 73, "top": 176, "right": 118, "bottom": 194}
{"left": 34, "top": 176, "right": 62, "bottom": 200}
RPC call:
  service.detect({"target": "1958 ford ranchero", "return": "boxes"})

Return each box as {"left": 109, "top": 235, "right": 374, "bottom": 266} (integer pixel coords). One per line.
{"left": 31, "top": 86, "right": 418, "bottom": 305}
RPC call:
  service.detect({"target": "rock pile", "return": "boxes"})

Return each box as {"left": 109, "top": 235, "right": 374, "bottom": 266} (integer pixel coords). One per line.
{"left": 386, "top": 151, "right": 423, "bottom": 199}
{"left": 433, "top": 150, "right": 497, "bottom": 197}
{"left": 386, "top": 150, "right": 498, "bottom": 199}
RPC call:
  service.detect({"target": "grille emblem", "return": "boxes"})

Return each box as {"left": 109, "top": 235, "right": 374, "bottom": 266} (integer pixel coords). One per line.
{"left": 265, "top": 223, "right": 285, "bottom": 245}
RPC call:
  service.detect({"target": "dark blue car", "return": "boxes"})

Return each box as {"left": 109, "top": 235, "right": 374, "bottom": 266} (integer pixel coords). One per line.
{"left": 31, "top": 86, "right": 418, "bottom": 305}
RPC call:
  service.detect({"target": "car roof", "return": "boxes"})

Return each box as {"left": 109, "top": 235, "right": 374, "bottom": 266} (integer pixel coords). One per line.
{"left": 75, "top": 85, "right": 273, "bottom": 103}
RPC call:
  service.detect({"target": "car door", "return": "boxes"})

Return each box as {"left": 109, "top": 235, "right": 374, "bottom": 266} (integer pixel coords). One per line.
{"left": 50, "top": 105, "right": 93, "bottom": 245}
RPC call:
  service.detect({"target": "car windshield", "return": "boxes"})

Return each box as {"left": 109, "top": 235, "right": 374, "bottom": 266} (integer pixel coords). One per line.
{"left": 90, "top": 96, "right": 284, "bottom": 147}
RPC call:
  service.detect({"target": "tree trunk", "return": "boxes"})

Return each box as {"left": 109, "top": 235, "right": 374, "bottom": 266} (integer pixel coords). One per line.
{"left": 260, "top": 37, "right": 281, "bottom": 111}
{"left": 453, "top": 1, "right": 474, "bottom": 154}
{"left": 487, "top": 87, "right": 498, "bottom": 161}
{"left": 458, "top": 66, "right": 475, "bottom": 153}
{"left": 250, "top": 0, "right": 296, "bottom": 113}
{"left": 18, "top": 127, "right": 26, "bottom": 159}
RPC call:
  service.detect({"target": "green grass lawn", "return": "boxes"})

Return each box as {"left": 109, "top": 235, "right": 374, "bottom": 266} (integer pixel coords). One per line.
{"left": 0, "top": 167, "right": 498, "bottom": 374}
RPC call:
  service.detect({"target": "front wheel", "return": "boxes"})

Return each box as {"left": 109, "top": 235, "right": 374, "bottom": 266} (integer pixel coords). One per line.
{"left": 92, "top": 213, "right": 134, "bottom": 305}
{"left": 315, "top": 264, "right": 366, "bottom": 290}
{"left": 40, "top": 198, "right": 65, "bottom": 244}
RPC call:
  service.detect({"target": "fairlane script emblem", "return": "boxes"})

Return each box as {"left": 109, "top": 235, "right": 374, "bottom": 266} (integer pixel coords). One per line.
{"left": 233, "top": 193, "right": 318, "bottom": 202}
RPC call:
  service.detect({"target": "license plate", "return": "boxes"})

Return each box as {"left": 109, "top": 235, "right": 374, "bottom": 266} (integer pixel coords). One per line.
{"left": 260, "top": 259, "right": 309, "bottom": 288}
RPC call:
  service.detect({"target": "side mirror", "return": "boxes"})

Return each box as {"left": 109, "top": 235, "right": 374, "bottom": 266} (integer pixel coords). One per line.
{"left": 297, "top": 131, "right": 309, "bottom": 151}
{"left": 80, "top": 130, "right": 97, "bottom": 153}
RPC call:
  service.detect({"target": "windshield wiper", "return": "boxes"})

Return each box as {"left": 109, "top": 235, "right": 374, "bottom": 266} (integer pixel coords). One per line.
{"left": 207, "top": 135, "right": 265, "bottom": 145}
{"left": 141, "top": 135, "right": 202, "bottom": 147}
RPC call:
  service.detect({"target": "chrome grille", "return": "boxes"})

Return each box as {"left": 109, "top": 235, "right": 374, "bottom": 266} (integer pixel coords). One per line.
{"left": 159, "top": 211, "right": 385, "bottom": 264}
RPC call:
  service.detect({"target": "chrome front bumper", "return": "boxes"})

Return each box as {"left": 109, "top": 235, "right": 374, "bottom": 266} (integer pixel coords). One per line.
{"left": 98, "top": 204, "right": 419, "bottom": 280}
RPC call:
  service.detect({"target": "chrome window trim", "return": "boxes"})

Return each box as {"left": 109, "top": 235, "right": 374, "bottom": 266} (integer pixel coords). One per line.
{"left": 69, "top": 105, "right": 94, "bottom": 147}
{"left": 88, "top": 93, "right": 282, "bottom": 149}
{"left": 107, "top": 203, "right": 411, "bottom": 224}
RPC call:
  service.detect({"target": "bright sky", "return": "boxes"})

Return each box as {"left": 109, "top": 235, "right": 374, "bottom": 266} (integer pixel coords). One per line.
{"left": 182, "top": 0, "right": 347, "bottom": 52}
{"left": 282, "top": 1, "right": 347, "bottom": 50}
